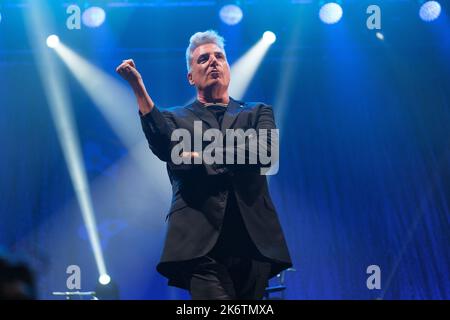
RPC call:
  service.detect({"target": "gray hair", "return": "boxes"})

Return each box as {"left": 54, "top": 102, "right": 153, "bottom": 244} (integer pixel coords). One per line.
{"left": 185, "top": 30, "right": 226, "bottom": 72}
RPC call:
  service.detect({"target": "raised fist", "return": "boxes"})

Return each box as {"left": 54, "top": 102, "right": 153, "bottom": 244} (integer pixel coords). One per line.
{"left": 115, "top": 59, "right": 142, "bottom": 86}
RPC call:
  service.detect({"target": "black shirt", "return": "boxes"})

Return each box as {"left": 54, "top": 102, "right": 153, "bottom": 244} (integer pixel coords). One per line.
{"left": 204, "top": 103, "right": 227, "bottom": 128}
{"left": 202, "top": 103, "right": 264, "bottom": 260}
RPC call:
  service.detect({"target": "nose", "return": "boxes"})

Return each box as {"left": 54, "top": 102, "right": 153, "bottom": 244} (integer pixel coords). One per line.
{"left": 210, "top": 55, "right": 219, "bottom": 67}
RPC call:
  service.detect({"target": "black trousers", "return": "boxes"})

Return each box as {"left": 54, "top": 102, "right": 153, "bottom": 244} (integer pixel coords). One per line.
{"left": 188, "top": 254, "right": 271, "bottom": 300}
{"left": 187, "top": 192, "right": 273, "bottom": 300}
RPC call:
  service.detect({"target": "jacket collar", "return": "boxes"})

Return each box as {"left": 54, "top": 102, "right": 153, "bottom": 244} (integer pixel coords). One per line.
{"left": 186, "top": 97, "right": 244, "bottom": 134}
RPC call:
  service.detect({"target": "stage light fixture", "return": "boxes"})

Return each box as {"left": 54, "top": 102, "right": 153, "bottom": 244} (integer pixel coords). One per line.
{"left": 82, "top": 6, "right": 106, "bottom": 28}
{"left": 419, "top": 1, "right": 441, "bottom": 22}
{"left": 263, "top": 31, "right": 276, "bottom": 45}
{"left": 46, "top": 35, "right": 60, "bottom": 48}
{"left": 319, "top": 2, "right": 343, "bottom": 25}
{"left": 219, "top": 4, "right": 243, "bottom": 26}
{"left": 99, "top": 274, "right": 111, "bottom": 285}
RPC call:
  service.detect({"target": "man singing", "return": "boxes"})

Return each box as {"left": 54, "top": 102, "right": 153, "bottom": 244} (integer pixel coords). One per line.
{"left": 116, "top": 30, "right": 292, "bottom": 300}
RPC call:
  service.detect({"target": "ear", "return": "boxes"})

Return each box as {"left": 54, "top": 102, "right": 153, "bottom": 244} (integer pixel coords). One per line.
{"left": 187, "top": 72, "right": 195, "bottom": 86}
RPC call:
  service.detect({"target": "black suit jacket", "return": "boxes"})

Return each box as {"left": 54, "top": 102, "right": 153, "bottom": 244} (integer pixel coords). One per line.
{"left": 140, "top": 97, "right": 292, "bottom": 288}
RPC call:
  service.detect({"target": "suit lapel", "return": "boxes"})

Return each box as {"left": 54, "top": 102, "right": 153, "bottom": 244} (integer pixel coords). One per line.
{"left": 186, "top": 100, "right": 219, "bottom": 129}
{"left": 221, "top": 97, "right": 243, "bottom": 135}
{"left": 185, "top": 97, "right": 243, "bottom": 134}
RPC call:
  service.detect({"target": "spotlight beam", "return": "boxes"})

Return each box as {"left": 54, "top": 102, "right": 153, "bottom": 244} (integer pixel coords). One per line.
{"left": 52, "top": 42, "right": 171, "bottom": 199}
{"left": 229, "top": 33, "right": 276, "bottom": 100}
{"left": 25, "top": 1, "right": 108, "bottom": 280}
{"left": 53, "top": 43, "right": 141, "bottom": 147}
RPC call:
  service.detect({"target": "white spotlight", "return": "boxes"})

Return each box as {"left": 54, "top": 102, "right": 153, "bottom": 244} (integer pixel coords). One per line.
{"left": 219, "top": 4, "right": 243, "bottom": 26}
{"left": 27, "top": 1, "right": 109, "bottom": 287}
{"left": 46, "top": 35, "right": 60, "bottom": 48}
{"left": 319, "top": 2, "right": 343, "bottom": 25}
{"left": 376, "top": 32, "right": 384, "bottom": 41}
{"left": 263, "top": 31, "right": 276, "bottom": 45}
{"left": 419, "top": 1, "right": 441, "bottom": 22}
{"left": 229, "top": 34, "right": 275, "bottom": 99}
{"left": 99, "top": 274, "right": 111, "bottom": 285}
{"left": 82, "top": 6, "right": 106, "bottom": 28}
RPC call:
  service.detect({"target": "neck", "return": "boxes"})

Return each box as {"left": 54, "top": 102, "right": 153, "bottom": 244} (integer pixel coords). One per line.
{"left": 197, "top": 87, "right": 229, "bottom": 105}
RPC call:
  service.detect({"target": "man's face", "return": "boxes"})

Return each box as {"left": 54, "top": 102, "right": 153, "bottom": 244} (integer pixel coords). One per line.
{"left": 188, "top": 43, "right": 230, "bottom": 91}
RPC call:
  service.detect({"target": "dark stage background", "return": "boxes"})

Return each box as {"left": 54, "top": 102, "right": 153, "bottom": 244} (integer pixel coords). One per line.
{"left": 0, "top": 0, "right": 449, "bottom": 299}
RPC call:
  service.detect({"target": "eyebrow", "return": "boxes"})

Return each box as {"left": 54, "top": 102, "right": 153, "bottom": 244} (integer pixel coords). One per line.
{"left": 197, "top": 51, "right": 225, "bottom": 62}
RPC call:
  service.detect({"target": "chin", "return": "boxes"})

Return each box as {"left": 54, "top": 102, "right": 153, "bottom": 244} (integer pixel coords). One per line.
{"left": 205, "top": 79, "right": 222, "bottom": 87}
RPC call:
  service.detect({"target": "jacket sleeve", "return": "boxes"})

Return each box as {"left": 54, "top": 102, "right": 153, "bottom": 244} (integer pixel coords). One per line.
{"left": 216, "top": 104, "right": 279, "bottom": 175}
{"left": 140, "top": 107, "right": 203, "bottom": 172}
{"left": 139, "top": 106, "right": 176, "bottom": 162}
{"left": 235, "top": 104, "right": 279, "bottom": 169}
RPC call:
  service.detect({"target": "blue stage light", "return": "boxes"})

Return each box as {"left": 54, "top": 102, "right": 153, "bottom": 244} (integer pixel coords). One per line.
{"left": 319, "top": 2, "right": 343, "bottom": 25}
{"left": 219, "top": 4, "right": 243, "bottom": 26}
{"left": 82, "top": 6, "right": 106, "bottom": 28}
{"left": 419, "top": 1, "right": 441, "bottom": 22}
